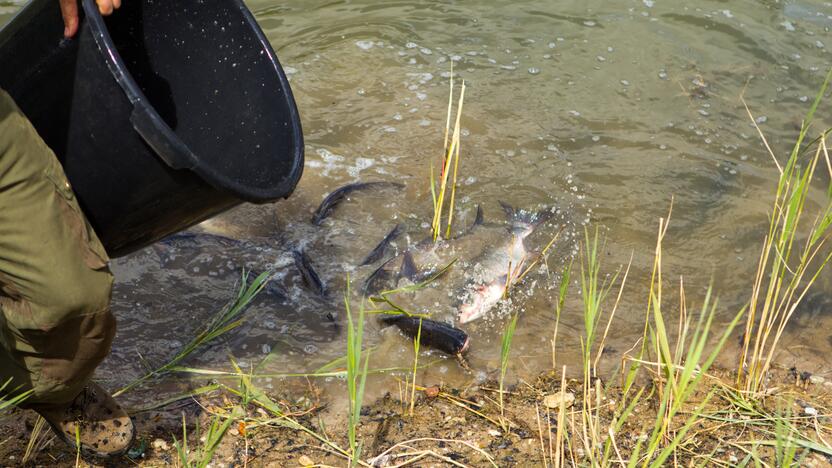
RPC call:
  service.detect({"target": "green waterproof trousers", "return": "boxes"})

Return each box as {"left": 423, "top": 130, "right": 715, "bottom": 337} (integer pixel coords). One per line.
{"left": 0, "top": 89, "right": 116, "bottom": 405}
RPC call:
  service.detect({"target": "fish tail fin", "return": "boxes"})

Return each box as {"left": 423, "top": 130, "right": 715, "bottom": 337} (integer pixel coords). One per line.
{"left": 498, "top": 200, "right": 553, "bottom": 232}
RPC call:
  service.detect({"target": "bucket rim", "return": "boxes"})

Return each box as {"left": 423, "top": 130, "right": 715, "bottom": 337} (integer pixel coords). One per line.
{"left": 80, "top": 0, "right": 304, "bottom": 202}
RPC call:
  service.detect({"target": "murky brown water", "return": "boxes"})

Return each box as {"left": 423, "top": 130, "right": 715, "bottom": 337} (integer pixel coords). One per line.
{"left": 3, "top": 0, "right": 832, "bottom": 407}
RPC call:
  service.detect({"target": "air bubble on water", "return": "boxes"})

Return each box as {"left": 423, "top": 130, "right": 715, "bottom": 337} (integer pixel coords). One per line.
{"left": 569, "top": 110, "right": 581, "bottom": 117}
{"left": 597, "top": 55, "right": 606, "bottom": 62}
{"left": 658, "top": 70, "right": 668, "bottom": 80}
{"left": 304, "top": 344, "right": 318, "bottom": 354}
{"left": 620, "top": 79, "right": 630, "bottom": 86}
{"left": 591, "top": 135, "right": 600, "bottom": 142}
{"left": 659, "top": 144, "right": 667, "bottom": 150}
{"left": 816, "top": 40, "right": 825, "bottom": 49}
{"left": 722, "top": 10, "right": 733, "bottom": 18}
{"left": 450, "top": 54, "right": 462, "bottom": 61}
{"left": 699, "top": 109, "right": 710, "bottom": 116}
{"left": 799, "top": 95, "right": 809, "bottom": 102}
{"left": 405, "top": 42, "right": 418, "bottom": 49}
{"left": 583, "top": 20, "right": 597, "bottom": 27}
{"left": 643, "top": 0, "right": 654, "bottom": 7}
{"left": 501, "top": 64, "right": 517, "bottom": 70}
{"left": 420, "top": 47, "right": 433, "bottom": 55}
{"left": 357, "top": 88, "right": 365, "bottom": 95}
{"left": 755, "top": 116, "right": 768, "bottom": 124}
{"left": 418, "top": 119, "right": 431, "bottom": 126}
{"left": 528, "top": 67, "right": 540, "bottom": 74}
{"left": 416, "top": 92, "right": 427, "bottom": 101}
{"left": 355, "top": 40, "right": 374, "bottom": 50}
{"left": 392, "top": 113, "right": 403, "bottom": 121}
{"left": 409, "top": 58, "right": 416, "bottom": 64}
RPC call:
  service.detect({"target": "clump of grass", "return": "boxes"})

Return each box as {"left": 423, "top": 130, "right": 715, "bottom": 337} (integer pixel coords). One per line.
{"left": 115, "top": 269, "right": 271, "bottom": 397}
{"left": 498, "top": 313, "right": 519, "bottom": 431}
{"left": 173, "top": 411, "right": 235, "bottom": 468}
{"left": 431, "top": 69, "right": 466, "bottom": 241}
{"left": 738, "top": 68, "right": 832, "bottom": 395}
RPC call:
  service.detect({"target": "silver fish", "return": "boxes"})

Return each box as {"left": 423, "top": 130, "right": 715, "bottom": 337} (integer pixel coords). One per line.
{"left": 457, "top": 202, "right": 548, "bottom": 323}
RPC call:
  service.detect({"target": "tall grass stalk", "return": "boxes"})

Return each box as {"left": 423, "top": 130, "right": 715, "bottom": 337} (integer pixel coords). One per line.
{"left": 431, "top": 75, "right": 466, "bottom": 241}
{"left": 115, "top": 270, "right": 271, "bottom": 397}
{"left": 408, "top": 319, "right": 422, "bottom": 417}
{"left": 738, "top": 68, "right": 832, "bottom": 395}
{"left": 345, "top": 274, "right": 370, "bottom": 464}
{"left": 552, "top": 262, "right": 572, "bottom": 369}
{"left": 499, "top": 313, "right": 519, "bottom": 431}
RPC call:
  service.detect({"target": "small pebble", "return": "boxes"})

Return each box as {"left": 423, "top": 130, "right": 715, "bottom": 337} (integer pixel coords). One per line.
{"left": 298, "top": 455, "right": 315, "bottom": 466}
{"left": 809, "top": 375, "right": 826, "bottom": 385}
{"left": 488, "top": 429, "right": 502, "bottom": 437}
{"left": 152, "top": 438, "right": 170, "bottom": 451}
{"left": 804, "top": 406, "right": 818, "bottom": 416}
{"left": 543, "top": 391, "right": 575, "bottom": 409}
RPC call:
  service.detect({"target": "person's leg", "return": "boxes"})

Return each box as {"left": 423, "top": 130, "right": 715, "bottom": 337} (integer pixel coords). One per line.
{"left": 0, "top": 89, "right": 133, "bottom": 457}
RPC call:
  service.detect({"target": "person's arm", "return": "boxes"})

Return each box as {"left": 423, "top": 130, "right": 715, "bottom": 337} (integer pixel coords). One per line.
{"left": 59, "top": 0, "right": 121, "bottom": 38}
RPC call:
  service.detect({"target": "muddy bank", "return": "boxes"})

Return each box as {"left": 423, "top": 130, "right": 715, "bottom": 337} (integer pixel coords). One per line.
{"left": 2, "top": 362, "right": 831, "bottom": 467}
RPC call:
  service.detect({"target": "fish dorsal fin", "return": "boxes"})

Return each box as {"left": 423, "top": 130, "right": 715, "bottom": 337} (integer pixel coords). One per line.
{"left": 399, "top": 251, "right": 419, "bottom": 282}
{"left": 474, "top": 205, "right": 484, "bottom": 227}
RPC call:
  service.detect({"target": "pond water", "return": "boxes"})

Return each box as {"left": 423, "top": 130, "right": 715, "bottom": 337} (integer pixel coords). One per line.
{"left": 2, "top": 0, "right": 832, "bottom": 408}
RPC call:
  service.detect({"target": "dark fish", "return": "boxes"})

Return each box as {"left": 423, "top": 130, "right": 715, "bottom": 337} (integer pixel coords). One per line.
{"left": 360, "top": 224, "right": 403, "bottom": 266}
{"left": 380, "top": 315, "right": 470, "bottom": 355}
{"left": 293, "top": 249, "right": 326, "bottom": 297}
{"left": 311, "top": 181, "right": 405, "bottom": 225}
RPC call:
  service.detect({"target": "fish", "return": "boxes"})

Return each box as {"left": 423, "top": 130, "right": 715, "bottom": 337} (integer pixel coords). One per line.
{"left": 379, "top": 314, "right": 470, "bottom": 355}
{"left": 293, "top": 248, "right": 327, "bottom": 297}
{"left": 361, "top": 202, "right": 551, "bottom": 324}
{"left": 311, "top": 181, "right": 405, "bottom": 225}
{"left": 457, "top": 202, "right": 551, "bottom": 323}
{"left": 360, "top": 223, "right": 403, "bottom": 266}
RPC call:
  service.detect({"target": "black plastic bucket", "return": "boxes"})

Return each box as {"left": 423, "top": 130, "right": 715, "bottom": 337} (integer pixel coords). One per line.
{"left": 0, "top": 0, "right": 303, "bottom": 257}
